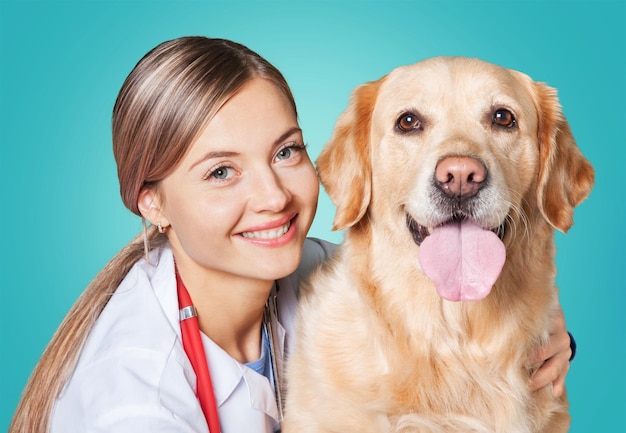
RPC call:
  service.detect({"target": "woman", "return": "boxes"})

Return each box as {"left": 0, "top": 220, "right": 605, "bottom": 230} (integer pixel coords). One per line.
{"left": 9, "top": 36, "right": 573, "bottom": 433}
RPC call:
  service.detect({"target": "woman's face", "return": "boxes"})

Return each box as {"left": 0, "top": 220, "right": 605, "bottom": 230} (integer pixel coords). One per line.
{"left": 148, "top": 78, "right": 319, "bottom": 285}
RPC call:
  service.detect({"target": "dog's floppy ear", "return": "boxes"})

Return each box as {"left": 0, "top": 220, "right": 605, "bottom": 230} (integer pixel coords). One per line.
{"left": 534, "top": 82, "right": 594, "bottom": 233}
{"left": 316, "top": 78, "right": 383, "bottom": 230}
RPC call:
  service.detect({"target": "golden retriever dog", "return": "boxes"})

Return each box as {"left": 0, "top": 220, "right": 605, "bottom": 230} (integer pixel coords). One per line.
{"left": 282, "top": 57, "right": 594, "bottom": 433}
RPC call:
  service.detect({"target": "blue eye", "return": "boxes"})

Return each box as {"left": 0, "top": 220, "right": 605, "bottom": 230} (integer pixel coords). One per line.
{"left": 208, "top": 166, "right": 234, "bottom": 180}
{"left": 276, "top": 144, "right": 306, "bottom": 162}
{"left": 277, "top": 147, "right": 293, "bottom": 160}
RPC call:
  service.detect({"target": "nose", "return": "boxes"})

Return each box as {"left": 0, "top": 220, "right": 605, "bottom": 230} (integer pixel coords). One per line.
{"left": 250, "top": 169, "right": 292, "bottom": 212}
{"left": 434, "top": 156, "right": 487, "bottom": 199}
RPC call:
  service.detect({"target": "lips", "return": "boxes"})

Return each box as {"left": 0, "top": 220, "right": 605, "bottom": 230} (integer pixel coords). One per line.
{"left": 406, "top": 214, "right": 506, "bottom": 246}
{"left": 239, "top": 214, "right": 296, "bottom": 241}
{"left": 241, "top": 221, "right": 291, "bottom": 239}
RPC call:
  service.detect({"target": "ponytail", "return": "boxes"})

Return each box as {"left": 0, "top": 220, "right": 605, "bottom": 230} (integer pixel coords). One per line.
{"left": 9, "top": 226, "right": 165, "bottom": 433}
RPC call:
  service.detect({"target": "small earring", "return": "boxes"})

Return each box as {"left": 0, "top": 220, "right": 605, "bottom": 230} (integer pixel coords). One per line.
{"left": 157, "top": 223, "right": 164, "bottom": 233}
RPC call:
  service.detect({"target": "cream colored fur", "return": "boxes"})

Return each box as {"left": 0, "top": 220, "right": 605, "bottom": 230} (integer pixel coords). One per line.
{"left": 283, "top": 57, "right": 594, "bottom": 433}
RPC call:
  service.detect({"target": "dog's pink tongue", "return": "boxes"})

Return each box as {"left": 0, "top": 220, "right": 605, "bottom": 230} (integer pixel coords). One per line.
{"left": 418, "top": 220, "right": 505, "bottom": 302}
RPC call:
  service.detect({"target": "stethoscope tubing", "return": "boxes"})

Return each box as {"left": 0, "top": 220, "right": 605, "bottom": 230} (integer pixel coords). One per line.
{"left": 176, "top": 271, "right": 221, "bottom": 433}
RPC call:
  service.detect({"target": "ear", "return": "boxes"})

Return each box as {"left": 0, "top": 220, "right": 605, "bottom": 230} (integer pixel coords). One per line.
{"left": 534, "top": 82, "right": 594, "bottom": 233}
{"left": 316, "top": 78, "right": 383, "bottom": 230}
{"left": 137, "top": 186, "right": 170, "bottom": 229}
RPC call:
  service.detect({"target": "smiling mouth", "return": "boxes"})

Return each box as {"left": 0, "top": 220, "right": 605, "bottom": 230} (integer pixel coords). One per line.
{"left": 406, "top": 214, "right": 506, "bottom": 246}
{"left": 240, "top": 220, "right": 292, "bottom": 240}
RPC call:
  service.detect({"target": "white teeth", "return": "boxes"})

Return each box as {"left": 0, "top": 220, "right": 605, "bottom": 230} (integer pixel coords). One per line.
{"left": 241, "top": 222, "right": 290, "bottom": 240}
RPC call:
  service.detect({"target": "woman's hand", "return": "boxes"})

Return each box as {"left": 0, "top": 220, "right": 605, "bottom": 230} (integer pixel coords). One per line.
{"left": 528, "top": 305, "right": 573, "bottom": 397}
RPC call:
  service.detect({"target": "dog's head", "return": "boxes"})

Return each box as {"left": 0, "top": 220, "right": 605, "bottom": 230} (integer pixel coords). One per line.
{"left": 318, "top": 56, "right": 593, "bottom": 238}
{"left": 317, "top": 57, "right": 594, "bottom": 301}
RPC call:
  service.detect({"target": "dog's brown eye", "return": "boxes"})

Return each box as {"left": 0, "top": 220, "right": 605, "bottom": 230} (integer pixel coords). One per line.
{"left": 397, "top": 112, "right": 422, "bottom": 132}
{"left": 493, "top": 109, "right": 516, "bottom": 128}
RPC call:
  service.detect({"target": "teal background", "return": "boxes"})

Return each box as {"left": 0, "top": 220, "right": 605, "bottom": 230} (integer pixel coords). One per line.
{"left": 1, "top": 0, "right": 624, "bottom": 431}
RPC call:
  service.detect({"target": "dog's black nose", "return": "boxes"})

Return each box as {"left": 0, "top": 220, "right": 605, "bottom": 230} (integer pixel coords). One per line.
{"left": 434, "top": 156, "right": 487, "bottom": 199}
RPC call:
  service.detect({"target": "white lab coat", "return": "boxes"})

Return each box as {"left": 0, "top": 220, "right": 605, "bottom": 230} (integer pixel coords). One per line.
{"left": 49, "top": 238, "right": 335, "bottom": 433}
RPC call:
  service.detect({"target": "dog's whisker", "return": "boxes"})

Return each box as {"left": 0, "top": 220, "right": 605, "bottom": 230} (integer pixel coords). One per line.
{"left": 494, "top": 188, "right": 529, "bottom": 243}
{"left": 511, "top": 194, "right": 531, "bottom": 242}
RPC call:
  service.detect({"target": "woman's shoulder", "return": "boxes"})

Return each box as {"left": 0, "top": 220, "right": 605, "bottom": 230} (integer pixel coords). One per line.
{"left": 51, "top": 246, "right": 200, "bottom": 431}
{"left": 60, "top": 246, "right": 185, "bottom": 384}
{"left": 298, "top": 237, "right": 338, "bottom": 277}
{"left": 276, "top": 238, "right": 336, "bottom": 294}
{"left": 88, "top": 246, "right": 179, "bottom": 350}
{"left": 276, "top": 238, "right": 337, "bottom": 317}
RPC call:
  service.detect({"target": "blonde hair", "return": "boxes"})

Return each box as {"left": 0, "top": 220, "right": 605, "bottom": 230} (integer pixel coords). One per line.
{"left": 9, "top": 36, "right": 297, "bottom": 433}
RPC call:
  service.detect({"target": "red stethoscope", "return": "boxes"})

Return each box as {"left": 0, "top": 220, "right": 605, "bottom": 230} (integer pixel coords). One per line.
{"left": 176, "top": 271, "right": 221, "bottom": 433}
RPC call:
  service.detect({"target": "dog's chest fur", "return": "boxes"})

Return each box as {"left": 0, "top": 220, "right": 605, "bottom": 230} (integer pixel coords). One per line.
{"left": 292, "top": 224, "right": 563, "bottom": 432}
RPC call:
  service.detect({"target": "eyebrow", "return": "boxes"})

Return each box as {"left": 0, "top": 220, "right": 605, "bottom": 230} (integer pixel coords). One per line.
{"left": 189, "top": 126, "right": 302, "bottom": 172}
{"left": 189, "top": 150, "right": 239, "bottom": 172}
{"left": 274, "top": 126, "right": 303, "bottom": 147}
